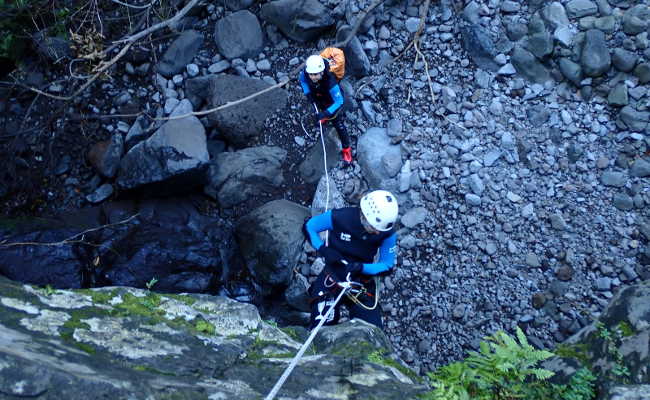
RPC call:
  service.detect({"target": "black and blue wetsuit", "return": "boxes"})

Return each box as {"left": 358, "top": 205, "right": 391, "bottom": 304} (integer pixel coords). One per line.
{"left": 304, "top": 207, "right": 398, "bottom": 329}
{"left": 299, "top": 61, "right": 351, "bottom": 149}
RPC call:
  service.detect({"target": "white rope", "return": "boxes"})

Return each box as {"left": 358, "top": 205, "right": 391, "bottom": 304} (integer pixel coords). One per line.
{"left": 314, "top": 104, "right": 331, "bottom": 246}
{"left": 264, "top": 286, "right": 348, "bottom": 400}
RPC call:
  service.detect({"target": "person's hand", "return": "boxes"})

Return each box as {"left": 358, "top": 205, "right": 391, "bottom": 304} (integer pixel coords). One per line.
{"left": 316, "top": 111, "right": 329, "bottom": 121}
{"left": 318, "top": 245, "right": 344, "bottom": 265}
{"left": 306, "top": 93, "right": 315, "bottom": 104}
{"left": 334, "top": 260, "right": 363, "bottom": 281}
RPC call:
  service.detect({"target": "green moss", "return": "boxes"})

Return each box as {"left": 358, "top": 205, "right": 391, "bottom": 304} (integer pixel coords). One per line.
{"left": 280, "top": 326, "right": 301, "bottom": 342}
{"left": 195, "top": 319, "right": 215, "bottom": 335}
{"left": 554, "top": 343, "right": 591, "bottom": 366}
{"left": 330, "top": 340, "right": 378, "bottom": 358}
{"left": 132, "top": 364, "right": 177, "bottom": 376}
{"left": 163, "top": 293, "right": 197, "bottom": 306}
{"left": 616, "top": 321, "right": 634, "bottom": 337}
{"left": 367, "top": 349, "right": 422, "bottom": 383}
{"left": 60, "top": 317, "right": 95, "bottom": 354}
{"left": 78, "top": 288, "right": 118, "bottom": 304}
{"left": 112, "top": 292, "right": 164, "bottom": 320}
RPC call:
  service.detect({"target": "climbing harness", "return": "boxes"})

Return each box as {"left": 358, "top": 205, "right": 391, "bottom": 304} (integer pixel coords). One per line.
{"left": 324, "top": 273, "right": 381, "bottom": 311}
{"left": 263, "top": 278, "right": 351, "bottom": 400}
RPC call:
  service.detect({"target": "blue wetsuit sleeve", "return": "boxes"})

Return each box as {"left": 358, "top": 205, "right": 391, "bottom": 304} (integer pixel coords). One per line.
{"left": 299, "top": 71, "right": 311, "bottom": 95}
{"left": 361, "top": 233, "right": 398, "bottom": 275}
{"left": 325, "top": 84, "right": 344, "bottom": 115}
{"left": 305, "top": 211, "right": 333, "bottom": 250}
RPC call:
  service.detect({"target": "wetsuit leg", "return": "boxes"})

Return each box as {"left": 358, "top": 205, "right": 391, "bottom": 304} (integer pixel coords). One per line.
{"left": 347, "top": 297, "right": 383, "bottom": 329}
{"left": 331, "top": 111, "right": 350, "bottom": 149}
{"left": 308, "top": 269, "right": 341, "bottom": 330}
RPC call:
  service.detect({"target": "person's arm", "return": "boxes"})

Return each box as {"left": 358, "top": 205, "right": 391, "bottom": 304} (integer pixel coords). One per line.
{"left": 360, "top": 233, "right": 397, "bottom": 275}
{"left": 304, "top": 211, "right": 333, "bottom": 250}
{"left": 325, "top": 83, "right": 344, "bottom": 115}
{"left": 299, "top": 70, "right": 311, "bottom": 96}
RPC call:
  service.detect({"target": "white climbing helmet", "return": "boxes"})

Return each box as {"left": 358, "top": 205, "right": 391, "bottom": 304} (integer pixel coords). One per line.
{"left": 305, "top": 55, "right": 325, "bottom": 74}
{"left": 360, "top": 190, "right": 399, "bottom": 232}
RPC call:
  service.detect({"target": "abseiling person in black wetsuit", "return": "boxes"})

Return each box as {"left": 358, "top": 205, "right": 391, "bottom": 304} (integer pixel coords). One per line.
{"left": 299, "top": 54, "right": 353, "bottom": 164}
{"left": 302, "top": 190, "right": 399, "bottom": 329}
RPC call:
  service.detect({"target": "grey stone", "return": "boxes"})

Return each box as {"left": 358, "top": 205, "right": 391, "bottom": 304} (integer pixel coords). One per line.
{"left": 634, "top": 63, "right": 650, "bottom": 84}
{"left": 601, "top": 171, "right": 627, "bottom": 187}
{"left": 566, "top": 0, "right": 598, "bottom": 19}
{"left": 607, "top": 84, "right": 628, "bottom": 107}
{"left": 156, "top": 30, "right": 203, "bottom": 78}
{"left": 527, "top": 14, "right": 554, "bottom": 59}
{"left": 465, "top": 193, "right": 482, "bottom": 206}
{"left": 460, "top": 24, "right": 498, "bottom": 72}
{"left": 581, "top": 29, "right": 611, "bottom": 77}
{"left": 259, "top": 0, "right": 334, "bottom": 43}
{"left": 550, "top": 213, "right": 568, "bottom": 230}
{"left": 622, "top": 5, "right": 650, "bottom": 36}
{"left": 630, "top": 159, "right": 650, "bottom": 177}
{"left": 401, "top": 207, "right": 428, "bottom": 228}
{"left": 618, "top": 106, "right": 649, "bottom": 132}
{"left": 559, "top": 58, "right": 582, "bottom": 85}
{"left": 613, "top": 193, "right": 634, "bottom": 211}
{"left": 612, "top": 48, "right": 639, "bottom": 72}
{"left": 511, "top": 46, "right": 551, "bottom": 83}
{"left": 85, "top": 184, "right": 114, "bottom": 204}
{"left": 541, "top": 2, "right": 570, "bottom": 30}
{"left": 214, "top": 11, "right": 264, "bottom": 60}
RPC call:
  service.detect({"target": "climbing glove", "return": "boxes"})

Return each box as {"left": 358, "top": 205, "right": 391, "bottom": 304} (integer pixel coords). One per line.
{"left": 335, "top": 260, "right": 363, "bottom": 281}
{"left": 318, "top": 245, "right": 344, "bottom": 266}
{"left": 316, "top": 110, "right": 329, "bottom": 121}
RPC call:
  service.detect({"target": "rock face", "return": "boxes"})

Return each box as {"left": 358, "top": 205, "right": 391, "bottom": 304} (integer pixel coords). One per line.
{"left": 235, "top": 200, "right": 310, "bottom": 295}
{"left": 544, "top": 281, "right": 650, "bottom": 394}
{"left": 214, "top": 10, "right": 264, "bottom": 60}
{"left": 156, "top": 30, "right": 203, "bottom": 77}
{"left": 204, "top": 146, "right": 287, "bottom": 208}
{"left": 0, "top": 199, "right": 234, "bottom": 294}
{"left": 117, "top": 115, "right": 209, "bottom": 193}
{"left": 0, "top": 276, "right": 426, "bottom": 399}
{"left": 260, "top": 0, "right": 334, "bottom": 43}
{"left": 204, "top": 75, "right": 288, "bottom": 148}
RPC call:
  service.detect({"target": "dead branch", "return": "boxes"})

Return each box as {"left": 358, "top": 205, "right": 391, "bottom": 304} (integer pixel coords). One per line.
{"left": 0, "top": 214, "right": 139, "bottom": 248}
{"left": 18, "top": 0, "right": 201, "bottom": 101}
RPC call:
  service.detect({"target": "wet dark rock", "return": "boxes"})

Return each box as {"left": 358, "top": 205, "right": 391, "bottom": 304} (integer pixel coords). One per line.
{"left": 156, "top": 30, "right": 203, "bottom": 78}
{"left": 204, "top": 146, "right": 286, "bottom": 208}
{"left": 235, "top": 200, "right": 309, "bottom": 296}
{"left": 214, "top": 10, "right": 264, "bottom": 60}
{"left": 205, "top": 75, "right": 288, "bottom": 148}
{"left": 260, "top": 0, "right": 334, "bottom": 43}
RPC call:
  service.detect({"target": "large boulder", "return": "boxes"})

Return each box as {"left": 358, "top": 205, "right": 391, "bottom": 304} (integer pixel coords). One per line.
{"left": 260, "top": 0, "right": 335, "bottom": 43}
{"left": 545, "top": 281, "right": 650, "bottom": 394}
{"left": 0, "top": 199, "right": 234, "bottom": 294}
{"left": 203, "top": 75, "right": 288, "bottom": 148}
{"left": 336, "top": 25, "right": 372, "bottom": 77}
{"left": 0, "top": 278, "right": 427, "bottom": 399}
{"left": 580, "top": 29, "right": 611, "bottom": 77}
{"left": 0, "top": 228, "right": 88, "bottom": 288}
{"left": 235, "top": 200, "right": 310, "bottom": 295}
{"left": 460, "top": 23, "right": 499, "bottom": 71}
{"left": 156, "top": 30, "right": 203, "bottom": 78}
{"left": 204, "top": 146, "right": 287, "bottom": 208}
{"left": 298, "top": 128, "right": 341, "bottom": 184}
{"left": 214, "top": 10, "right": 264, "bottom": 60}
{"left": 116, "top": 115, "right": 209, "bottom": 193}
{"left": 357, "top": 127, "right": 402, "bottom": 190}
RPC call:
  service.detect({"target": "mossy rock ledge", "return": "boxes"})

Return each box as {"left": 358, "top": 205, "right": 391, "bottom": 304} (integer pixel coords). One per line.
{"left": 0, "top": 276, "right": 427, "bottom": 399}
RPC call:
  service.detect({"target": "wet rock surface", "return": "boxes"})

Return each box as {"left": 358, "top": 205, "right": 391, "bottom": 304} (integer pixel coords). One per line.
{"left": 0, "top": 0, "right": 649, "bottom": 378}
